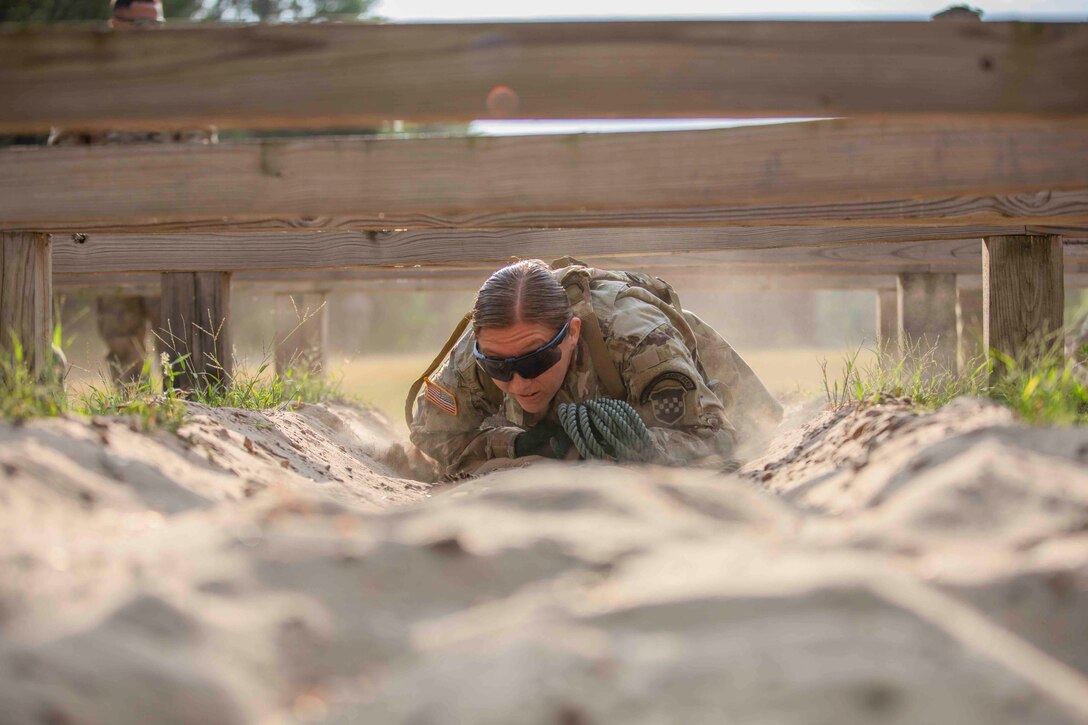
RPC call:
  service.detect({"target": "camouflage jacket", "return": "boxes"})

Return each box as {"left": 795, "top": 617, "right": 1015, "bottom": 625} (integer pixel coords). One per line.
{"left": 409, "top": 276, "right": 737, "bottom": 478}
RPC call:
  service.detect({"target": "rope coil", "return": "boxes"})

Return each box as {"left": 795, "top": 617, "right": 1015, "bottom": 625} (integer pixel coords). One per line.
{"left": 558, "top": 399, "right": 661, "bottom": 463}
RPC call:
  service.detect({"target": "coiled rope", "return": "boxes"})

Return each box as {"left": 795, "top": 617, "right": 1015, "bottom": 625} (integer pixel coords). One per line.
{"left": 557, "top": 399, "right": 661, "bottom": 463}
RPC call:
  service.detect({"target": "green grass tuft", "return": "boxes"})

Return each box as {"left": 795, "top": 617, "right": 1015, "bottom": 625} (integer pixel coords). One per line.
{"left": 820, "top": 336, "right": 1088, "bottom": 425}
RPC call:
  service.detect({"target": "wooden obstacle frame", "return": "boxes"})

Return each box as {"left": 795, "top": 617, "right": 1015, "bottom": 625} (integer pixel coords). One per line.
{"left": 2, "top": 19, "right": 1087, "bottom": 384}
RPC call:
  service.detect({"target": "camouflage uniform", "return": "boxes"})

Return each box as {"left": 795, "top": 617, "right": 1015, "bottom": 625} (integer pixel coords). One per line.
{"left": 410, "top": 275, "right": 737, "bottom": 479}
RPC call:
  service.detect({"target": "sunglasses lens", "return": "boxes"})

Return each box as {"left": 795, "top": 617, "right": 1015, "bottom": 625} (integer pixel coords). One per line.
{"left": 475, "top": 344, "right": 563, "bottom": 382}
{"left": 511, "top": 346, "right": 562, "bottom": 379}
{"left": 477, "top": 357, "right": 515, "bottom": 382}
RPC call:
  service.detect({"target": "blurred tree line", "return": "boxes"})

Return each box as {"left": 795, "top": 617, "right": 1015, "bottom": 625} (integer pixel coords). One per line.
{"left": 0, "top": 0, "right": 373, "bottom": 23}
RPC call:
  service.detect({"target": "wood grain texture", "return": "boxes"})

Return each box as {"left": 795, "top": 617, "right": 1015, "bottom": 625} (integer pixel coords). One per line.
{"left": 0, "top": 232, "right": 51, "bottom": 375}
{"left": 3, "top": 21, "right": 1088, "bottom": 131}
{"left": 983, "top": 234, "right": 1065, "bottom": 369}
{"left": 274, "top": 293, "right": 327, "bottom": 376}
{"left": 159, "top": 272, "right": 232, "bottom": 392}
{"left": 897, "top": 272, "right": 959, "bottom": 374}
{"left": 5, "top": 120, "right": 1088, "bottom": 229}
{"left": 51, "top": 269, "right": 1088, "bottom": 294}
{"left": 50, "top": 229, "right": 1088, "bottom": 274}
{"left": 15, "top": 192, "right": 1088, "bottom": 234}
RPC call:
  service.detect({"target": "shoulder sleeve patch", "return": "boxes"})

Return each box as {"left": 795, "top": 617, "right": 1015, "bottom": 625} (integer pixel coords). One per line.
{"left": 639, "top": 371, "right": 696, "bottom": 426}
{"left": 639, "top": 371, "right": 696, "bottom": 404}
{"left": 424, "top": 377, "right": 458, "bottom": 416}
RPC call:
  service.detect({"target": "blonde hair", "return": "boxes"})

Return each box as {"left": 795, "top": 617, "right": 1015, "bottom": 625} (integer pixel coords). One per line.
{"left": 472, "top": 260, "right": 572, "bottom": 334}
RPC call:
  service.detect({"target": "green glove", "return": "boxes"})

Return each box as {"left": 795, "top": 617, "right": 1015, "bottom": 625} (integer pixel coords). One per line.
{"left": 513, "top": 420, "right": 573, "bottom": 459}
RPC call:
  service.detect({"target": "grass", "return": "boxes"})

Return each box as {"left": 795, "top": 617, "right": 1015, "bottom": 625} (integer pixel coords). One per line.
{"left": 820, "top": 337, "right": 1088, "bottom": 425}
{"left": 1, "top": 305, "right": 347, "bottom": 431}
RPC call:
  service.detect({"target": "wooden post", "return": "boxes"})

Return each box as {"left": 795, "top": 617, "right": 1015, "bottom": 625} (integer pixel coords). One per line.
{"left": 0, "top": 232, "right": 52, "bottom": 377}
{"left": 876, "top": 289, "right": 897, "bottom": 357}
{"left": 983, "top": 234, "right": 1064, "bottom": 373}
{"left": 956, "top": 287, "right": 985, "bottom": 371}
{"left": 158, "top": 272, "right": 231, "bottom": 392}
{"left": 274, "top": 292, "right": 327, "bottom": 377}
{"left": 897, "top": 272, "right": 958, "bottom": 376}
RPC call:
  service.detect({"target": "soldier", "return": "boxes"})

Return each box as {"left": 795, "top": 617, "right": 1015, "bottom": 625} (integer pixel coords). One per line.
{"left": 49, "top": 0, "right": 216, "bottom": 385}
{"left": 408, "top": 258, "right": 780, "bottom": 479}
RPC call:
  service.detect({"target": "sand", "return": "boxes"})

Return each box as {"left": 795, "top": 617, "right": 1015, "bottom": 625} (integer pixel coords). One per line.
{"left": 1, "top": 397, "right": 1088, "bottom": 724}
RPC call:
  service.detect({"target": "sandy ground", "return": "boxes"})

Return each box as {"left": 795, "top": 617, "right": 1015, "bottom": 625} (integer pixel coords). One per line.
{"left": 2, "top": 397, "right": 1088, "bottom": 724}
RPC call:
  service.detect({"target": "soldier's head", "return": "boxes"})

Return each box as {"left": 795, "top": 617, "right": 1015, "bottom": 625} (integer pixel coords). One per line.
{"left": 110, "top": 0, "right": 164, "bottom": 27}
{"left": 472, "top": 260, "right": 582, "bottom": 414}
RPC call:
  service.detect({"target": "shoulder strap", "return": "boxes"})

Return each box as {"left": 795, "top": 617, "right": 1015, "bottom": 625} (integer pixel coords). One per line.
{"left": 560, "top": 271, "right": 627, "bottom": 400}
{"left": 404, "top": 311, "right": 473, "bottom": 429}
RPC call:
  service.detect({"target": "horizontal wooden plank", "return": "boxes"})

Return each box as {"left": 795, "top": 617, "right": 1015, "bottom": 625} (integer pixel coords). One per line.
{"left": 54, "top": 238, "right": 1088, "bottom": 279}
{"left": 3, "top": 21, "right": 1088, "bottom": 132}
{"left": 53, "top": 226, "right": 1087, "bottom": 273}
{"left": 4, "top": 120, "right": 1088, "bottom": 229}
{"left": 51, "top": 226, "right": 1088, "bottom": 274}
{"left": 17, "top": 191, "right": 1088, "bottom": 234}
{"left": 53, "top": 268, "right": 1088, "bottom": 294}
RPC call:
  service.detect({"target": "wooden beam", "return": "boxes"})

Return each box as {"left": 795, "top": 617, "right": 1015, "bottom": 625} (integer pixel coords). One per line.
{"left": 19, "top": 190, "right": 1088, "bottom": 234}
{"left": 983, "top": 234, "right": 1065, "bottom": 371}
{"left": 4, "top": 120, "right": 1088, "bottom": 230}
{"left": 876, "top": 289, "right": 897, "bottom": 356}
{"left": 50, "top": 230, "right": 1088, "bottom": 275}
{"left": 274, "top": 292, "right": 327, "bottom": 377}
{"left": 158, "top": 272, "right": 232, "bottom": 392}
{"left": 897, "top": 272, "right": 958, "bottom": 375}
{"left": 51, "top": 269, "right": 1088, "bottom": 295}
{"left": 3, "top": 21, "right": 1088, "bottom": 132}
{"left": 0, "top": 232, "right": 52, "bottom": 376}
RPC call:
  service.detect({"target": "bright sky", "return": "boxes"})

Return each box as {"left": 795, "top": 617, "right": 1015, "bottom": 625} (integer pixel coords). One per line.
{"left": 376, "top": 0, "right": 1087, "bottom": 21}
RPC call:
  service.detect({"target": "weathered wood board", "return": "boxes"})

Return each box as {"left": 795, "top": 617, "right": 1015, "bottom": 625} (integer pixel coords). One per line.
{"left": 4, "top": 120, "right": 1088, "bottom": 230}
{"left": 17, "top": 193, "right": 1088, "bottom": 235}
{"left": 158, "top": 272, "right": 232, "bottom": 392}
{"left": 2, "top": 21, "right": 1087, "bottom": 131}
{"left": 984, "top": 234, "right": 1065, "bottom": 368}
{"left": 0, "top": 232, "right": 51, "bottom": 375}
{"left": 50, "top": 230, "right": 1088, "bottom": 274}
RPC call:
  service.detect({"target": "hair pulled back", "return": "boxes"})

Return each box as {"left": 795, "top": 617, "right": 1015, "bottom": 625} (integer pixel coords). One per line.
{"left": 472, "top": 260, "right": 573, "bottom": 334}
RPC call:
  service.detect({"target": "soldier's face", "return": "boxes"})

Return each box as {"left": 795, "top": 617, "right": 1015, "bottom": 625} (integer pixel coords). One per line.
{"left": 477, "top": 318, "right": 581, "bottom": 414}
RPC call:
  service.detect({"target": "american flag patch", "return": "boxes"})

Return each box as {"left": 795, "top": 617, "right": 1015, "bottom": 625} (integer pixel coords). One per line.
{"left": 424, "top": 377, "right": 458, "bottom": 416}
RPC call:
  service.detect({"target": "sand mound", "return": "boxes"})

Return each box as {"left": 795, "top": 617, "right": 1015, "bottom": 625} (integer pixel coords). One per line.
{"left": 2, "top": 398, "right": 1088, "bottom": 723}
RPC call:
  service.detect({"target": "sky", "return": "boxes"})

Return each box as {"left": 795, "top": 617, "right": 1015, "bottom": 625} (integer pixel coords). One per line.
{"left": 375, "top": 0, "right": 1088, "bottom": 22}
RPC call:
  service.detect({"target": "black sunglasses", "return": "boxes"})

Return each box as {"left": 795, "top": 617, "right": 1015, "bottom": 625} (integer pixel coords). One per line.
{"left": 473, "top": 320, "right": 571, "bottom": 382}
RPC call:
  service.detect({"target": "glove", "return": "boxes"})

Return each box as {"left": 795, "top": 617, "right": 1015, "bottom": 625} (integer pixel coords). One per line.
{"left": 513, "top": 420, "right": 573, "bottom": 459}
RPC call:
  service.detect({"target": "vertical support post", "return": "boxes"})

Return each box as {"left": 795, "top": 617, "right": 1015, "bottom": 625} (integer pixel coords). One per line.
{"left": 158, "top": 272, "right": 232, "bottom": 392}
{"left": 876, "top": 288, "right": 897, "bottom": 357}
{"left": 897, "top": 272, "right": 958, "bottom": 376}
{"left": 983, "top": 234, "right": 1064, "bottom": 374}
{"left": 275, "top": 292, "right": 328, "bottom": 377}
{"left": 0, "top": 232, "right": 52, "bottom": 377}
{"left": 956, "top": 287, "right": 985, "bottom": 371}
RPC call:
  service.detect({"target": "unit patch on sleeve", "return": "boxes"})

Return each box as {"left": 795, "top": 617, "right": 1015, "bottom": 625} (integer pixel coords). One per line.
{"left": 639, "top": 371, "right": 696, "bottom": 425}
{"left": 424, "top": 377, "right": 458, "bottom": 416}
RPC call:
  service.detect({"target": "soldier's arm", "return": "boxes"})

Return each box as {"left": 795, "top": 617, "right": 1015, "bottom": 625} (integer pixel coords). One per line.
{"left": 408, "top": 331, "right": 520, "bottom": 478}
{"left": 621, "top": 323, "right": 737, "bottom": 465}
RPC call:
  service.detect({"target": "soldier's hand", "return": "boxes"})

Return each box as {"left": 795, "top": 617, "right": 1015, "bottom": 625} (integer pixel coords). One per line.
{"left": 513, "top": 420, "right": 573, "bottom": 459}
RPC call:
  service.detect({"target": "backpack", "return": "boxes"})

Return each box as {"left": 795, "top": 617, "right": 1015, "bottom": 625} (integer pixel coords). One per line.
{"left": 405, "top": 258, "right": 783, "bottom": 442}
